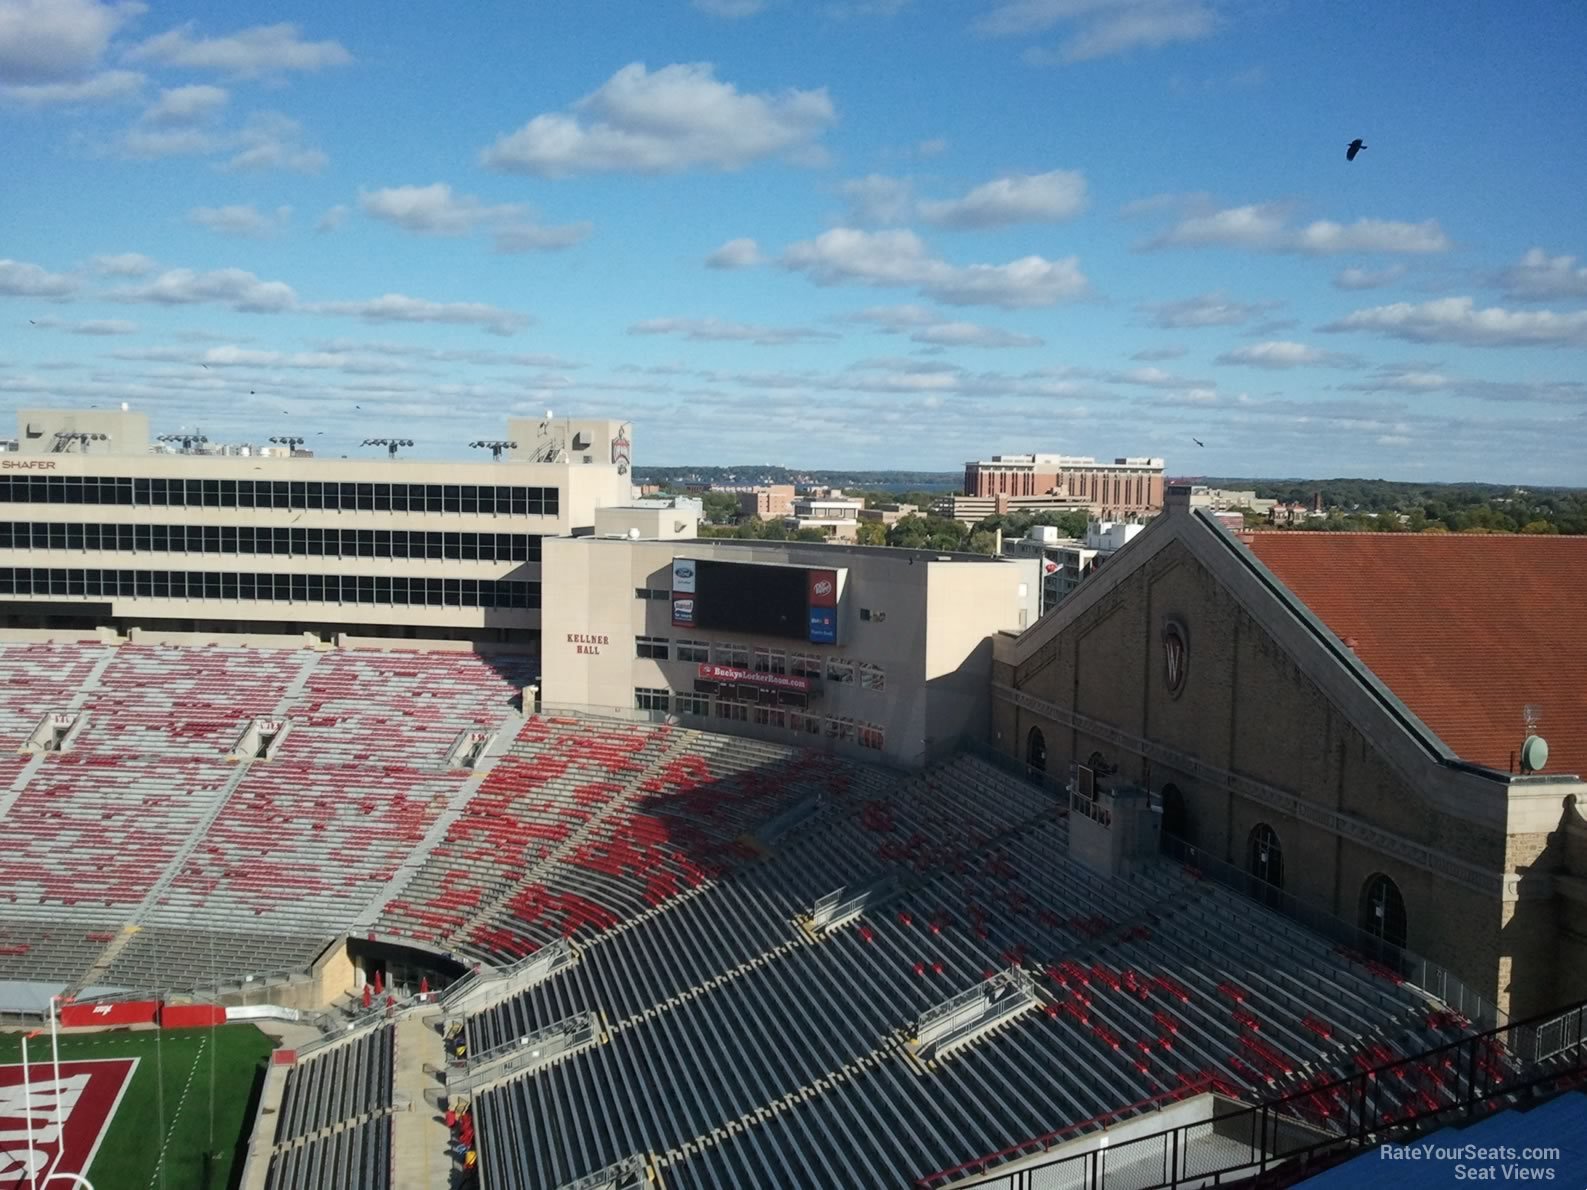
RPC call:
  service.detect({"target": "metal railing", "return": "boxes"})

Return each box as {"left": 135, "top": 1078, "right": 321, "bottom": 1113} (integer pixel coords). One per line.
{"left": 915, "top": 997, "right": 1587, "bottom": 1189}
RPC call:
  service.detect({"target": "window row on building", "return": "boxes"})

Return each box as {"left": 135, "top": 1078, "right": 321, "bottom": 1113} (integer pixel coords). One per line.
{"left": 0, "top": 567, "right": 539, "bottom": 609}
{"left": 0, "top": 475, "right": 560, "bottom": 516}
{"left": 633, "top": 687, "right": 884, "bottom": 750}
{"left": 0, "top": 522, "right": 543, "bottom": 563}
{"left": 635, "top": 635, "right": 885, "bottom": 689}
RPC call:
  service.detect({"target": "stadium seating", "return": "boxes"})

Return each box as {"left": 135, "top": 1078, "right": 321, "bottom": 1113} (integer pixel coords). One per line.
{"left": 275, "top": 1025, "right": 396, "bottom": 1144}
{"left": 379, "top": 716, "right": 891, "bottom": 963}
{"left": 464, "top": 757, "right": 1479, "bottom": 1190}
{"left": 0, "top": 640, "right": 531, "bottom": 993}
{"left": 263, "top": 1115, "right": 392, "bottom": 1190}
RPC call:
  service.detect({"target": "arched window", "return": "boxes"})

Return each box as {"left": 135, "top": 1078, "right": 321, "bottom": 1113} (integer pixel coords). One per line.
{"left": 1086, "top": 751, "right": 1112, "bottom": 776}
{"left": 1160, "top": 783, "right": 1187, "bottom": 841}
{"left": 1360, "top": 874, "right": 1408, "bottom": 949}
{"left": 1247, "top": 823, "right": 1285, "bottom": 890}
{"left": 1026, "top": 727, "right": 1047, "bottom": 774}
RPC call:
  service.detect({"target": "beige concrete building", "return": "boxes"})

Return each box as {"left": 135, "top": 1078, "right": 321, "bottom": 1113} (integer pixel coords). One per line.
{"left": 0, "top": 407, "right": 632, "bottom": 647}
{"left": 857, "top": 501, "right": 918, "bottom": 527}
{"left": 991, "top": 486, "right": 1587, "bottom": 1018}
{"left": 784, "top": 491, "right": 864, "bottom": 540}
{"left": 735, "top": 485, "right": 796, "bottom": 520}
{"left": 542, "top": 534, "right": 1040, "bottom": 768}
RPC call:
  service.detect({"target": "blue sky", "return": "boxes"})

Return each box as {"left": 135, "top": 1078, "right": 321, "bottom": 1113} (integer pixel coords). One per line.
{"left": 2, "top": 0, "right": 1585, "bottom": 483}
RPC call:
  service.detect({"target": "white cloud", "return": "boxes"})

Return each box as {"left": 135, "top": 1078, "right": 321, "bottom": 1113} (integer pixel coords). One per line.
{"left": 980, "top": 0, "right": 1218, "bottom": 63}
{"left": 1132, "top": 344, "right": 1186, "bottom": 360}
{"left": 1146, "top": 201, "right": 1449, "bottom": 255}
{"left": 1142, "top": 291, "right": 1279, "bottom": 328}
{"left": 692, "top": 0, "right": 766, "bottom": 15}
{"left": 783, "top": 228, "right": 1088, "bottom": 308}
{"left": 1321, "top": 297, "right": 1587, "bottom": 349}
{"left": 358, "top": 183, "right": 590, "bottom": 253}
{"left": 311, "top": 294, "right": 532, "bottom": 336}
{"left": 0, "top": 0, "right": 141, "bottom": 84}
{"left": 1215, "top": 340, "right": 1355, "bottom": 369}
{"left": 315, "top": 205, "right": 348, "bottom": 233}
{"left": 918, "top": 169, "right": 1087, "bottom": 229}
{"left": 839, "top": 174, "right": 915, "bottom": 225}
{"left": 125, "top": 21, "right": 352, "bottom": 78}
{"left": 1333, "top": 264, "right": 1406, "bottom": 290}
{"left": 0, "top": 258, "right": 80, "bottom": 299}
{"left": 1, "top": 68, "right": 142, "bottom": 105}
{"left": 1292, "top": 218, "right": 1449, "bottom": 255}
{"left": 222, "top": 113, "right": 326, "bottom": 173}
{"left": 481, "top": 62, "right": 836, "bottom": 177}
{"left": 629, "top": 317, "right": 836, "bottom": 345}
{"left": 110, "top": 267, "right": 297, "bottom": 312}
{"left": 1496, "top": 248, "right": 1587, "bottom": 302}
{"left": 27, "top": 315, "right": 137, "bottom": 334}
{"left": 915, "top": 136, "right": 948, "bottom": 157}
{"left": 91, "top": 252, "right": 155, "bottom": 276}
{"left": 851, "top": 305, "right": 1043, "bottom": 347}
{"left": 141, "top": 83, "right": 227, "bottom": 125}
{"left": 187, "top": 203, "right": 290, "bottom": 238}
{"left": 705, "top": 237, "right": 763, "bottom": 268}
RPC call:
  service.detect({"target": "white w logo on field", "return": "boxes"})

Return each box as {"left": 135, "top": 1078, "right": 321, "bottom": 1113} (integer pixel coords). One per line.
{"left": 0, "top": 1074, "right": 90, "bottom": 1145}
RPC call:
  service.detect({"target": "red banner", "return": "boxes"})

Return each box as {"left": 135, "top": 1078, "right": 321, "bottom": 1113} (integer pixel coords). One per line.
{"left": 158, "top": 1004, "right": 226, "bottom": 1029}
{"left": 59, "top": 1000, "right": 158, "bottom": 1028}
{"left": 807, "top": 569, "right": 838, "bottom": 608}
{"left": 696, "top": 663, "right": 811, "bottom": 693}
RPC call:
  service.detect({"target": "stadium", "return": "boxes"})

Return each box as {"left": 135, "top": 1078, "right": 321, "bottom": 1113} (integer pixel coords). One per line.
{"left": 1, "top": 407, "right": 1584, "bottom": 1190}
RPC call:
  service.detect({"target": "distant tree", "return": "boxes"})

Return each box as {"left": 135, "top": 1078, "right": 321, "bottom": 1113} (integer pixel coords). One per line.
{"left": 967, "top": 528, "right": 1000, "bottom": 555}
{"left": 700, "top": 491, "right": 742, "bottom": 524}
{"left": 1519, "top": 520, "right": 1559, "bottom": 534}
{"left": 855, "top": 520, "right": 888, "bottom": 546}
{"left": 792, "top": 528, "right": 830, "bottom": 542}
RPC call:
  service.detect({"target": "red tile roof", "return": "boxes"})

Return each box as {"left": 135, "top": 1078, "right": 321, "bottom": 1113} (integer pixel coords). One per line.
{"left": 1241, "top": 532, "right": 1587, "bottom": 778}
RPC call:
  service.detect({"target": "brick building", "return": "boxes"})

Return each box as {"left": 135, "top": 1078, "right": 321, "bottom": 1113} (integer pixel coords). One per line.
{"left": 991, "top": 488, "right": 1587, "bottom": 1018}
{"left": 962, "top": 453, "right": 1165, "bottom": 518}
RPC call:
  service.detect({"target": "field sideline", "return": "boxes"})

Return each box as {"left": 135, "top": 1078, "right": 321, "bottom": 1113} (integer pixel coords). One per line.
{"left": 0, "top": 1023, "right": 276, "bottom": 1190}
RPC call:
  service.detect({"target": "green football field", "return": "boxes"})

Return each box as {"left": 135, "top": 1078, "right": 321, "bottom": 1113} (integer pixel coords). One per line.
{"left": 0, "top": 1022, "right": 277, "bottom": 1190}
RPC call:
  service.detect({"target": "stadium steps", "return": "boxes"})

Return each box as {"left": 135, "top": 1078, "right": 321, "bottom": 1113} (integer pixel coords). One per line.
{"left": 0, "top": 751, "right": 46, "bottom": 816}
{"left": 126, "top": 755, "right": 259, "bottom": 926}
{"left": 271, "top": 648, "right": 327, "bottom": 717}
{"left": 68, "top": 922, "right": 144, "bottom": 995}
{"left": 352, "top": 707, "right": 528, "bottom": 933}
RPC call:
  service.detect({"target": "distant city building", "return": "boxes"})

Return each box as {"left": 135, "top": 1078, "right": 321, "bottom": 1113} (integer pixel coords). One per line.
{"left": 1188, "top": 486, "right": 1275, "bottom": 515}
{"left": 736, "top": 485, "right": 796, "bottom": 520}
{"left": 962, "top": 453, "right": 1165, "bottom": 519}
{"left": 857, "top": 501, "right": 918, "bottom": 527}
{"left": 1002, "top": 520, "right": 1146, "bottom": 614}
{"left": 785, "top": 490, "right": 864, "bottom": 540}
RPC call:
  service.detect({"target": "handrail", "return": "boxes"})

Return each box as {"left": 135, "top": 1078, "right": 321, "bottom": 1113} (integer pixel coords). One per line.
{"left": 914, "top": 996, "right": 1587, "bottom": 1189}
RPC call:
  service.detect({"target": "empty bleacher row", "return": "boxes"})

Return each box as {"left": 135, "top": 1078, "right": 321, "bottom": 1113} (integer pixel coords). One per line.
{"left": 0, "top": 921, "right": 119, "bottom": 983}
{"left": 103, "top": 926, "right": 329, "bottom": 993}
{"left": 0, "top": 640, "right": 108, "bottom": 745}
{"left": 275, "top": 1025, "right": 396, "bottom": 1145}
{"left": 379, "top": 716, "right": 894, "bottom": 963}
{"left": 263, "top": 1115, "right": 391, "bottom": 1190}
{"left": 465, "top": 757, "right": 1478, "bottom": 1190}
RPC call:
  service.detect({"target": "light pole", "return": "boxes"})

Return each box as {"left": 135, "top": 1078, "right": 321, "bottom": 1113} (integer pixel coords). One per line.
{"left": 362, "top": 438, "right": 413, "bottom": 459}
{"left": 469, "top": 440, "right": 518, "bottom": 462}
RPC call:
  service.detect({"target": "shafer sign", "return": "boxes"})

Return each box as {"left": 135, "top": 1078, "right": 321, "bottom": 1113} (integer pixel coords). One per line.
{"left": 696, "top": 663, "right": 811, "bottom": 693}
{"left": 0, "top": 459, "right": 56, "bottom": 470}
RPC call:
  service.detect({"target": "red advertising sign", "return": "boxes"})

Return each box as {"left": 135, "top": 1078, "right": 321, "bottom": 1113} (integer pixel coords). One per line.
{"left": 0, "top": 1057, "right": 136, "bottom": 1188}
{"left": 808, "top": 569, "right": 838, "bottom": 608}
{"left": 59, "top": 1000, "right": 158, "bottom": 1028}
{"left": 696, "top": 663, "right": 811, "bottom": 693}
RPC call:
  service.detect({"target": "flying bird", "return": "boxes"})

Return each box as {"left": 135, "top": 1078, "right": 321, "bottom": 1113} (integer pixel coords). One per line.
{"left": 1346, "top": 138, "right": 1367, "bottom": 161}
{"left": 1192, "top": 437, "right": 1205, "bottom": 448}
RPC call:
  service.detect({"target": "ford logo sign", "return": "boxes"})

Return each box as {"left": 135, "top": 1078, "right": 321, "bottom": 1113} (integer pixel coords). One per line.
{"left": 675, "top": 566, "right": 694, "bottom": 578}
{"left": 813, "top": 580, "right": 833, "bottom": 596}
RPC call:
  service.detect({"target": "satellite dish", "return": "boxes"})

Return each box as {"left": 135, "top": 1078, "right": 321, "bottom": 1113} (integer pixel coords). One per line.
{"left": 1519, "top": 735, "right": 1549, "bottom": 773}
{"left": 628, "top": 528, "right": 640, "bottom": 540}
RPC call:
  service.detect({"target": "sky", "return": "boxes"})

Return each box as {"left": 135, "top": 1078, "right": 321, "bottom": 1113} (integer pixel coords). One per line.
{"left": 2, "top": 0, "right": 1585, "bottom": 484}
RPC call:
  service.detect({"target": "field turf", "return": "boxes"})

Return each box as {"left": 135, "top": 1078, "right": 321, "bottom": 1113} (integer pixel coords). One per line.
{"left": 0, "top": 1022, "right": 276, "bottom": 1190}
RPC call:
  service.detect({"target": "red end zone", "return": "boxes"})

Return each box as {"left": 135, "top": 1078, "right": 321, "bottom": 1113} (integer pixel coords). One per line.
{"left": 0, "top": 1058, "right": 136, "bottom": 1188}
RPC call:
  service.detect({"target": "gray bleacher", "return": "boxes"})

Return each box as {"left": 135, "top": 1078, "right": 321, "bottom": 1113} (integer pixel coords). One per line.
{"left": 275, "top": 1025, "right": 396, "bottom": 1144}
{"left": 0, "top": 920, "right": 117, "bottom": 984}
{"left": 466, "top": 756, "right": 1474, "bottom": 1190}
{"left": 263, "top": 1114, "right": 391, "bottom": 1190}
{"left": 103, "top": 925, "right": 328, "bottom": 993}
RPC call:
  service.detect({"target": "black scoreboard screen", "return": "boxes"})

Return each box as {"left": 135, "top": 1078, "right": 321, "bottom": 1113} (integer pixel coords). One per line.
{"left": 671, "top": 557, "right": 841, "bottom": 645}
